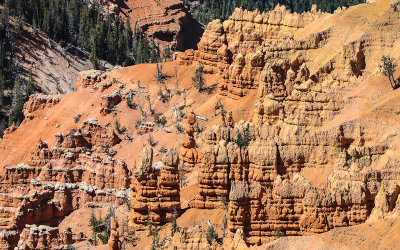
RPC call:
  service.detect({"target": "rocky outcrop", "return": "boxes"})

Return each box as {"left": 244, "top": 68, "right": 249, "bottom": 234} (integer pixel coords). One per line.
{"left": 179, "top": 112, "right": 199, "bottom": 169}
{"left": 16, "top": 225, "right": 84, "bottom": 249}
{"left": 129, "top": 147, "right": 180, "bottom": 229}
{"left": 0, "top": 180, "right": 130, "bottom": 249}
{"left": 23, "top": 94, "right": 61, "bottom": 120}
{"left": 182, "top": 6, "right": 333, "bottom": 99}
{"left": 0, "top": 118, "right": 130, "bottom": 248}
{"left": 100, "top": 0, "right": 203, "bottom": 51}
{"left": 180, "top": 3, "right": 394, "bottom": 101}
{"left": 100, "top": 91, "right": 122, "bottom": 115}
{"left": 108, "top": 218, "right": 122, "bottom": 250}
{"left": 190, "top": 119, "right": 388, "bottom": 245}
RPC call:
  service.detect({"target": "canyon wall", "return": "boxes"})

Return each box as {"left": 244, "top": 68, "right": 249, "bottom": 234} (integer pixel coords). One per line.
{"left": 190, "top": 121, "right": 390, "bottom": 245}
{"left": 100, "top": 0, "right": 204, "bottom": 51}
{"left": 181, "top": 2, "right": 400, "bottom": 245}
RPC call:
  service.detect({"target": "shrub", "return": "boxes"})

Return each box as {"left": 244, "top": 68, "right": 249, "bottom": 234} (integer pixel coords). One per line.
{"left": 159, "top": 146, "right": 168, "bottom": 154}
{"left": 135, "top": 119, "right": 142, "bottom": 129}
{"left": 178, "top": 163, "right": 188, "bottom": 188}
{"left": 148, "top": 133, "right": 156, "bottom": 147}
{"left": 154, "top": 63, "right": 167, "bottom": 84}
{"left": 275, "top": 228, "right": 285, "bottom": 239}
{"left": 73, "top": 114, "right": 81, "bottom": 123}
{"left": 114, "top": 120, "right": 122, "bottom": 134}
{"left": 88, "top": 207, "right": 116, "bottom": 245}
{"left": 206, "top": 223, "right": 217, "bottom": 245}
{"left": 126, "top": 96, "right": 137, "bottom": 109}
{"left": 159, "top": 116, "right": 167, "bottom": 127}
{"left": 235, "top": 125, "right": 250, "bottom": 149}
{"left": 108, "top": 149, "right": 117, "bottom": 157}
{"left": 175, "top": 123, "right": 185, "bottom": 134}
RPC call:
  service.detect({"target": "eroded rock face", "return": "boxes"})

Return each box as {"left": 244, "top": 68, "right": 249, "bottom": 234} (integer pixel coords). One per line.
{"left": 0, "top": 119, "right": 130, "bottom": 248}
{"left": 16, "top": 225, "right": 83, "bottom": 249}
{"left": 190, "top": 119, "right": 389, "bottom": 245}
{"left": 179, "top": 4, "right": 390, "bottom": 101}
{"left": 23, "top": 94, "right": 61, "bottom": 120}
{"left": 179, "top": 112, "right": 199, "bottom": 169}
{"left": 100, "top": 91, "right": 122, "bottom": 116}
{"left": 99, "top": 0, "right": 203, "bottom": 51}
{"left": 129, "top": 147, "right": 180, "bottom": 229}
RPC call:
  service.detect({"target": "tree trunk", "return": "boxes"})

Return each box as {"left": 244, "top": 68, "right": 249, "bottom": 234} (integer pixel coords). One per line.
{"left": 389, "top": 74, "right": 396, "bottom": 89}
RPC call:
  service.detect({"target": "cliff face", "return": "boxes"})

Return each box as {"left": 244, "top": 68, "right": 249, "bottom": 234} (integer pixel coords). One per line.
{"left": 0, "top": 118, "right": 131, "bottom": 248}
{"left": 180, "top": 0, "right": 400, "bottom": 246}
{"left": 100, "top": 0, "right": 204, "bottom": 51}
{"left": 179, "top": 3, "right": 395, "bottom": 100}
{"left": 190, "top": 121, "right": 388, "bottom": 245}
{"left": 129, "top": 147, "right": 180, "bottom": 228}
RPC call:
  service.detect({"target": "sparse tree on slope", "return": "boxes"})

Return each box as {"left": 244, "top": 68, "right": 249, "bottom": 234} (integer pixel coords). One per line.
{"left": 380, "top": 55, "right": 400, "bottom": 90}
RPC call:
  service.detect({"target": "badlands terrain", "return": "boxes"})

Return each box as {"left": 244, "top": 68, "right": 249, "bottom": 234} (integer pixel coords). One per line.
{"left": 2, "top": 0, "right": 400, "bottom": 249}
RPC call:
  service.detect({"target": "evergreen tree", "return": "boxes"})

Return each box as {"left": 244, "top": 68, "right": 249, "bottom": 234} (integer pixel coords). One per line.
{"left": 89, "top": 34, "right": 98, "bottom": 70}
{"left": 27, "top": 67, "right": 34, "bottom": 95}
{"left": 9, "top": 76, "right": 24, "bottom": 126}
{"left": 0, "top": 70, "right": 3, "bottom": 106}
{"left": 136, "top": 38, "right": 143, "bottom": 65}
{"left": 171, "top": 207, "right": 179, "bottom": 236}
{"left": 189, "top": 0, "right": 366, "bottom": 24}
{"left": 0, "top": 42, "right": 4, "bottom": 69}
{"left": 192, "top": 63, "right": 205, "bottom": 92}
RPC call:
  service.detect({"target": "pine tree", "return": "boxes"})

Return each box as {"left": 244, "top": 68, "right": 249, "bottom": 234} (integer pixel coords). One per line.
{"left": 89, "top": 34, "right": 98, "bottom": 70}
{"left": 136, "top": 39, "right": 143, "bottom": 65}
{"left": 9, "top": 76, "right": 24, "bottom": 126}
{"left": 27, "top": 67, "right": 34, "bottom": 95}
{"left": 0, "top": 70, "right": 4, "bottom": 106}
{"left": 0, "top": 42, "right": 4, "bottom": 69}
{"left": 171, "top": 207, "right": 179, "bottom": 236}
{"left": 192, "top": 63, "right": 205, "bottom": 92}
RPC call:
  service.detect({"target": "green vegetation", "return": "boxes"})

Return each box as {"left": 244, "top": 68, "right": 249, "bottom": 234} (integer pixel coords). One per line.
{"left": 9, "top": 76, "right": 24, "bottom": 126}
{"left": 192, "top": 63, "right": 205, "bottom": 92}
{"left": 1, "top": 0, "right": 161, "bottom": 66}
{"left": 0, "top": 0, "right": 163, "bottom": 136}
{"left": 275, "top": 227, "right": 285, "bottom": 239}
{"left": 171, "top": 207, "right": 179, "bottom": 236}
{"left": 206, "top": 222, "right": 217, "bottom": 244}
{"left": 188, "top": 0, "right": 366, "bottom": 25}
{"left": 235, "top": 125, "right": 251, "bottom": 149}
{"left": 206, "top": 221, "right": 223, "bottom": 245}
{"left": 380, "top": 56, "right": 400, "bottom": 90}
{"left": 89, "top": 207, "right": 116, "bottom": 245}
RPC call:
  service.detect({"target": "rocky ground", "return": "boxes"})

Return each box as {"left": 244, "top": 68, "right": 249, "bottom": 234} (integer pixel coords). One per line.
{"left": 1, "top": 0, "right": 400, "bottom": 249}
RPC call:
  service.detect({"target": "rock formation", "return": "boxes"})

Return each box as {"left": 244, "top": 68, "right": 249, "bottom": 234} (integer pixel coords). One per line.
{"left": 0, "top": 118, "right": 131, "bottom": 248}
{"left": 23, "top": 94, "right": 61, "bottom": 120}
{"left": 189, "top": 116, "right": 389, "bottom": 245}
{"left": 16, "top": 226, "right": 83, "bottom": 249}
{"left": 108, "top": 218, "right": 122, "bottom": 250}
{"left": 2, "top": 1, "right": 400, "bottom": 249}
{"left": 99, "top": 0, "right": 203, "bottom": 51}
{"left": 179, "top": 3, "right": 392, "bottom": 101}
{"left": 129, "top": 147, "right": 180, "bottom": 229}
{"left": 100, "top": 91, "right": 122, "bottom": 115}
{"left": 179, "top": 111, "right": 199, "bottom": 169}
